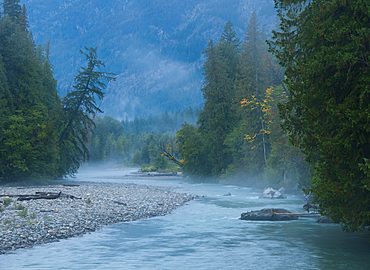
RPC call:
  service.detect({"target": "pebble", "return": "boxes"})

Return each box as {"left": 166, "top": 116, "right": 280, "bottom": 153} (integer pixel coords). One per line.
{"left": 0, "top": 182, "right": 199, "bottom": 254}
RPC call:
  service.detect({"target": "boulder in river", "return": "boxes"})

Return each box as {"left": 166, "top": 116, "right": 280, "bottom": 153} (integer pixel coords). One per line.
{"left": 316, "top": 216, "right": 333, "bottom": 223}
{"left": 260, "top": 187, "right": 287, "bottom": 199}
{"left": 240, "top": 208, "right": 298, "bottom": 221}
{"left": 223, "top": 192, "right": 231, "bottom": 196}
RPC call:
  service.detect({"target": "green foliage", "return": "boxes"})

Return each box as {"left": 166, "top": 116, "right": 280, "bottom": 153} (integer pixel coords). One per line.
{"left": 195, "top": 22, "right": 241, "bottom": 176}
{"left": 153, "top": 153, "right": 168, "bottom": 170}
{"left": 0, "top": 2, "right": 116, "bottom": 182}
{"left": 17, "top": 207, "right": 27, "bottom": 217}
{"left": 269, "top": 0, "right": 370, "bottom": 232}
{"left": 3, "top": 198, "right": 12, "bottom": 207}
{"left": 176, "top": 123, "right": 213, "bottom": 178}
{"left": 87, "top": 108, "right": 198, "bottom": 169}
{"left": 3, "top": 219, "right": 12, "bottom": 225}
{"left": 174, "top": 16, "right": 309, "bottom": 188}
{"left": 2, "top": 0, "right": 21, "bottom": 20}
{"left": 141, "top": 166, "right": 157, "bottom": 172}
{"left": 15, "top": 203, "right": 24, "bottom": 210}
{"left": 0, "top": 8, "right": 61, "bottom": 182}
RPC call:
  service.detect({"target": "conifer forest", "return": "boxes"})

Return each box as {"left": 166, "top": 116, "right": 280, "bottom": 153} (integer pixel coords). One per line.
{"left": 1, "top": 0, "right": 370, "bottom": 233}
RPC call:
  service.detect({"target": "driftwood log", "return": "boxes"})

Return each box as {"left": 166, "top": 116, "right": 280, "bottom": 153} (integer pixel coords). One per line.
{"left": 1, "top": 194, "right": 36, "bottom": 198}
{"left": 271, "top": 209, "right": 320, "bottom": 217}
{"left": 0, "top": 192, "right": 82, "bottom": 201}
{"left": 35, "top": 192, "right": 81, "bottom": 199}
{"left": 17, "top": 191, "right": 62, "bottom": 201}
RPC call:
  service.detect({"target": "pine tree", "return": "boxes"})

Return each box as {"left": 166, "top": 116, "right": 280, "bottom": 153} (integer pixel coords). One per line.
{"left": 58, "top": 47, "right": 115, "bottom": 176}
{"left": 2, "top": 0, "right": 21, "bottom": 20}
{"left": 198, "top": 33, "right": 239, "bottom": 175}
{"left": 18, "top": 4, "right": 28, "bottom": 32}
{"left": 220, "top": 20, "right": 241, "bottom": 51}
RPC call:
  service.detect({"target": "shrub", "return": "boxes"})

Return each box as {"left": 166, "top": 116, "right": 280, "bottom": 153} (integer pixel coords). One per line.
{"left": 15, "top": 204, "right": 25, "bottom": 210}
{"left": 3, "top": 198, "right": 12, "bottom": 207}
{"left": 141, "top": 166, "right": 157, "bottom": 172}
{"left": 17, "top": 208, "right": 28, "bottom": 217}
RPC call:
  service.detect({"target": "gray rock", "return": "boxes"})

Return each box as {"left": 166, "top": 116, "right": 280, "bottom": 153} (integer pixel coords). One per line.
{"left": 240, "top": 208, "right": 298, "bottom": 221}
{"left": 260, "top": 187, "right": 286, "bottom": 199}
{"left": 316, "top": 216, "right": 333, "bottom": 223}
{"left": 223, "top": 192, "right": 231, "bottom": 196}
{"left": 303, "top": 194, "right": 313, "bottom": 202}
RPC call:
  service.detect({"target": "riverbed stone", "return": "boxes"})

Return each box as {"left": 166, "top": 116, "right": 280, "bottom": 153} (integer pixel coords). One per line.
{"left": 316, "top": 216, "right": 333, "bottom": 223}
{"left": 0, "top": 182, "right": 199, "bottom": 254}
{"left": 260, "top": 187, "right": 287, "bottom": 199}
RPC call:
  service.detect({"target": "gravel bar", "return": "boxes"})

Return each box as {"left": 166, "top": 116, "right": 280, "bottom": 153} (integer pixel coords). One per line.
{"left": 0, "top": 182, "right": 200, "bottom": 254}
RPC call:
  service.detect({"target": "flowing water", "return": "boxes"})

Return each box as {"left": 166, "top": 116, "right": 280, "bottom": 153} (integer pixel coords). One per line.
{"left": 2, "top": 169, "right": 370, "bottom": 269}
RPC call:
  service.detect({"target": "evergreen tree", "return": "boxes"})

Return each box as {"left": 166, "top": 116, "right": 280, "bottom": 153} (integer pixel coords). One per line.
{"left": 58, "top": 47, "right": 115, "bottom": 176}
{"left": 0, "top": 54, "right": 10, "bottom": 180}
{"left": 269, "top": 0, "right": 370, "bottom": 232}
{"left": 0, "top": 9, "right": 61, "bottom": 181}
{"left": 197, "top": 22, "right": 241, "bottom": 175}
{"left": 2, "top": 0, "right": 21, "bottom": 20}
{"left": 220, "top": 20, "right": 241, "bottom": 51}
{"left": 18, "top": 4, "right": 28, "bottom": 32}
{"left": 176, "top": 123, "right": 213, "bottom": 178}
{"left": 226, "top": 11, "right": 272, "bottom": 178}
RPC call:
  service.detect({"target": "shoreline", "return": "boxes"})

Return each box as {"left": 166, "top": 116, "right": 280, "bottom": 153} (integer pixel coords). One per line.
{"left": 0, "top": 181, "right": 200, "bottom": 255}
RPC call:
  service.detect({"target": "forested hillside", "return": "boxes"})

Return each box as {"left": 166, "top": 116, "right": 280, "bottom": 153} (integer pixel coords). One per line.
{"left": 19, "top": 0, "right": 276, "bottom": 118}
{"left": 173, "top": 16, "right": 309, "bottom": 189}
{"left": 0, "top": 1, "right": 114, "bottom": 182}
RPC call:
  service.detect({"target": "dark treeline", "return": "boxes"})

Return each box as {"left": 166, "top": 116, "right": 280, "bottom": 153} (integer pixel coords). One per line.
{"left": 121, "top": 107, "right": 200, "bottom": 134}
{"left": 86, "top": 107, "right": 199, "bottom": 170}
{"left": 0, "top": 1, "right": 114, "bottom": 182}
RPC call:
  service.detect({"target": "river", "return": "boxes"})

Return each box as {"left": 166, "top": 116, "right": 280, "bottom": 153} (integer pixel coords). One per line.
{"left": 2, "top": 168, "right": 370, "bottom": 269}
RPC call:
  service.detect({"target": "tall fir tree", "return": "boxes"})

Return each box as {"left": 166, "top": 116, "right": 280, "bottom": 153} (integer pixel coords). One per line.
{"left": 58, "top": 47, "right": 115, "bottom": 177}
{"left": 198, "top": 22, "right": 241, "bottom": 175}
{"left": 18, "top": 4, "right": 28, "bottom": 32}
{"left": 2, "top": 0, "right": 21, "bottom": 20}
{"left": 226, "top": 11, "right": 272, "bottom": 178}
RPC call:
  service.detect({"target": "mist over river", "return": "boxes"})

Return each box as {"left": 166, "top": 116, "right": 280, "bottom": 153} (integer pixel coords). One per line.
{"left": 2, "top": 168, "right": 370, "bottom": 269}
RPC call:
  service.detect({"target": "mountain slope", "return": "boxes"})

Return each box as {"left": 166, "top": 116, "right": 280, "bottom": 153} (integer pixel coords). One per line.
{"left": 20, "top": 0, "right": 276, "bottom": 119}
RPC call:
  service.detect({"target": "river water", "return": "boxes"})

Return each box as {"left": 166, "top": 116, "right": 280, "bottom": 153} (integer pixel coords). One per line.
{"left": 2, "top": 168, "right": 370, "bottom": 269}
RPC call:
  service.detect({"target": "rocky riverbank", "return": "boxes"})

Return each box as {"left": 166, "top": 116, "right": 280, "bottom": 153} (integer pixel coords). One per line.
{"left": 0, "top": 182, "right": 199, "bottom": 254}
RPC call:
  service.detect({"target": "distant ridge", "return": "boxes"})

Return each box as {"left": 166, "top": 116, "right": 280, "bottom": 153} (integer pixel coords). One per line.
{"left": 20, "top": 0, "right": 276, "bottom": 119}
